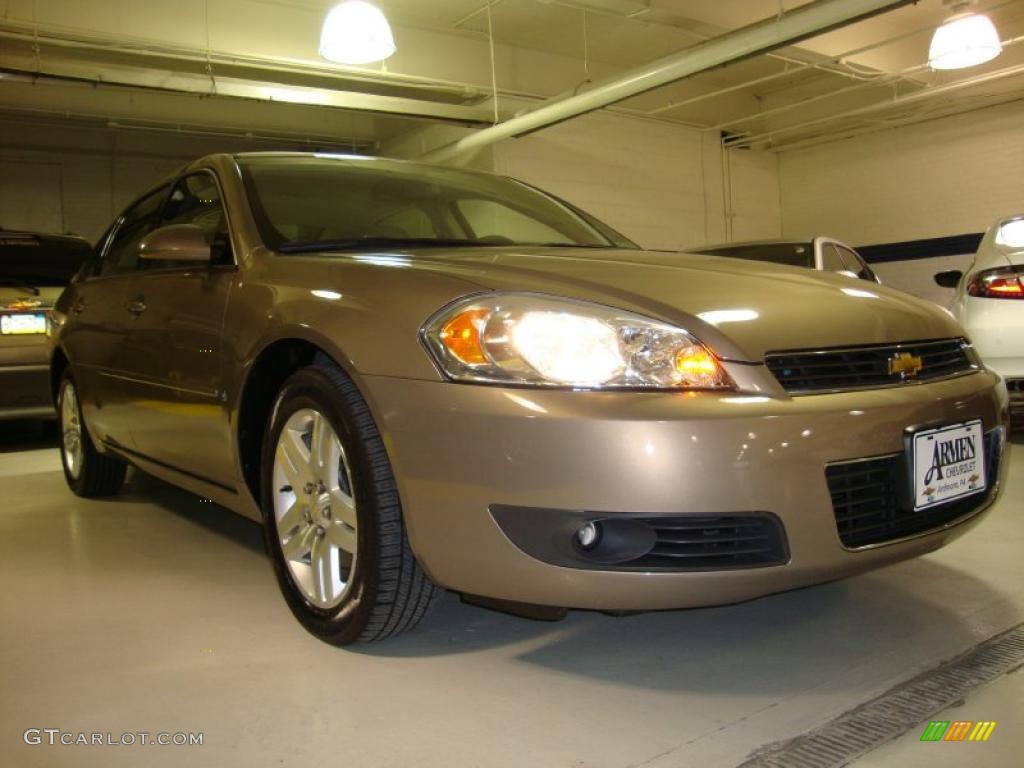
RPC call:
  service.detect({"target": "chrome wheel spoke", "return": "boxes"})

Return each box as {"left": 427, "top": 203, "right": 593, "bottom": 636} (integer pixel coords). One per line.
{"left": 310, "top": 533, "right": 338, "bottom": 604}
{"left": 323, "top": 520, "right": 357, "bottom": 554}
{"left": 281, "top": 523, "right": 316, "bottom": 562}
{"left": 276, "top": 428, "right": 314, "bottom": 491}
{"left": 329, "top": 488, "right": 358, "bottom": 528}
{"left": 310, "top": 412, "right": 333, "bottom": 475}
{"left": 278, "top": 499, "right": 307, "bottom": 537}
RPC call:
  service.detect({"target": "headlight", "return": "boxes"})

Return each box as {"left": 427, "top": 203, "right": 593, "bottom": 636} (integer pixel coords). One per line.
{"left": 421, "top": 293, "right": 734, "bottom": 390}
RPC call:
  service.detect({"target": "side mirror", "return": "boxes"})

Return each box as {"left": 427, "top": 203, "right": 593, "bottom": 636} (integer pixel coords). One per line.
{"left": 138, "top": 224, "right": 211, "bottom": 263}
{"left": 934, "top": 270, "right": 963, "bottom": 288}
{"left": 837, "top": 270, "right": 860, "bottom": 279}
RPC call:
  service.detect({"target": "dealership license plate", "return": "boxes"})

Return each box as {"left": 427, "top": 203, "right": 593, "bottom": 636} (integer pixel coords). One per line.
{"left": 0, "top": 313, "right": 47, "bottom": 335}
{"left": 911, "top": 420, "right": 986, "bottom": 511}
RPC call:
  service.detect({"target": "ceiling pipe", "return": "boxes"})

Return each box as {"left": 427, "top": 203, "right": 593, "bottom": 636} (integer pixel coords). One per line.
{"left": 422, "top": 0, "right": 915, "bottom": 162}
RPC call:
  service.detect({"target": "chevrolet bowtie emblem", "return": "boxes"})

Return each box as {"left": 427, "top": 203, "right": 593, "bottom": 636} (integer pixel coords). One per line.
{"left": 888, "top": 352, "right": 924, "bottom": 379}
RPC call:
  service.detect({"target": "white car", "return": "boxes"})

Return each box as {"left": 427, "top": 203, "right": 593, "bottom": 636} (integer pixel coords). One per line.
{"left": 935, "top": 215, "right": 1024, "bottom": 428}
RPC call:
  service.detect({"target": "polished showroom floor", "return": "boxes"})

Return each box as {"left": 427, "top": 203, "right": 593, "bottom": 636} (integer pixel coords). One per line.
{"left": 1, "top": 422, "right": 1021, "bottom": 768}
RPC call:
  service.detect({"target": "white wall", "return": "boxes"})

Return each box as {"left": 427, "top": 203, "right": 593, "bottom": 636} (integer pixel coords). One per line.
{"left": 489, "top": 110, "right": 781, "bottom": 251}
{"left": 1, "top": 110, "right": 785, "bottom": 252}
{"left": 0, "top": 120, "right": 330, "bottom": 244}
{"left": 779, "top": 100, "right": 1024, "bottom": 245}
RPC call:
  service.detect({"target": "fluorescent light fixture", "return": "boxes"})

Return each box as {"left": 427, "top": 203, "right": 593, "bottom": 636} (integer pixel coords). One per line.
{"left": 319, "top": 1, "right": 396, "bottom": 65}
{"left": 928, "top": 11, "right": 1001, "bottom": 70}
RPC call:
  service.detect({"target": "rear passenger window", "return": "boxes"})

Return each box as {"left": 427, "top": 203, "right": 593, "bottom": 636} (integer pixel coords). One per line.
{"left": 836, "top": 245, "right": 877, "bottom": 282}
{"left": 99, "top": 186, "right": 169, "bottom": 277}
{"left": 820, "top": 244, "right": 847, "bottom": 274}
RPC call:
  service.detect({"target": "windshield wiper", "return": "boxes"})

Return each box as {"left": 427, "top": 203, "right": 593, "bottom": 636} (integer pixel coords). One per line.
{"left": 0, "top": 278, "right": 41, "bottom": 295}
{"left": 277, "top": 237, "right": 496, "bottom": 254}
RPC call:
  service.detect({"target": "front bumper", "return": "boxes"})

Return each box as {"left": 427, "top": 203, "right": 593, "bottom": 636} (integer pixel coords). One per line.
{"left": 363, "top": 370, "right": 1009, "bottom": 610}
{"left": 0, "top": 334, "right": 54, "bottom": 419}
{"left": 0, "top": 364, "right": 53, "bottom": 419}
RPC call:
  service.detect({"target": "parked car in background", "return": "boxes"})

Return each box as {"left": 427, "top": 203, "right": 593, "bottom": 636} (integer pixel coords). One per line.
{"left": 935, "top": 215, "right": 1024, "bottom": 429}
{"left": 692, "top": 237, "right": 880, "bottom": 283}
{"left": 50, "top": 153, "right": 1008, "bottom": 645}
{"left": 1, "top": 229, "right": 91, "bottom": 420}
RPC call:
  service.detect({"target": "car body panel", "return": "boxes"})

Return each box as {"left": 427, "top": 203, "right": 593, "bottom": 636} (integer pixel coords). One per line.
{"left": 116, "top": 266, "right": 237, "bottom": 484}
{"left": 362, "top": 370, "right": 1007, "bottom": 609}
{"left": 50, "top": 152, "right": 1011, "bottom": 611}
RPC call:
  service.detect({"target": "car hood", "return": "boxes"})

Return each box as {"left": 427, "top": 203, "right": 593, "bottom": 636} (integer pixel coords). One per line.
{"left": 382, "top": 246, "right": 964, "bottom": 363}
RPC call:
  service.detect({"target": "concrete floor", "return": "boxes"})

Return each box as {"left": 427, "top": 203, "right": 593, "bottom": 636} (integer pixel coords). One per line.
{"left": 1, "top": 422, "right": 1021, "bottom": 768}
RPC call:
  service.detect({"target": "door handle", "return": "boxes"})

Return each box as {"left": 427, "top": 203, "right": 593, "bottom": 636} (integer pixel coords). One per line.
{"left": 71, "top": 299, "right": 86, "bottom": 315}
{"left": 126, "top": 298, "right": 148, "bottom": 316}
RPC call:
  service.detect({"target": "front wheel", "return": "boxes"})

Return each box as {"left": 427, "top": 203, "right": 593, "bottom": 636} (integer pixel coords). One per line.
{"left": 58, "top": 372, "right": 126, "bottom": 497}
{"left": 261, "top": 358, "right": 438, "bottom": 644}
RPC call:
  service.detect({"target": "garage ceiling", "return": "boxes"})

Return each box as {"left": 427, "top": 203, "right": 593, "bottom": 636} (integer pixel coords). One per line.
{"left": 0, "top": 0, "right": 1021, "bottom": 153}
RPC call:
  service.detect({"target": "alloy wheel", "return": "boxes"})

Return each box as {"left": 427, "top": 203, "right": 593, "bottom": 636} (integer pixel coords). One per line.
{"left": 271, "top": 408, "right": 358, "bottom": 609}
{"left": 60, "top": 381, "right": 84, "bottom": 480}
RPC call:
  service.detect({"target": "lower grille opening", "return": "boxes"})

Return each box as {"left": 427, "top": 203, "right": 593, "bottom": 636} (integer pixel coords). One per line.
{"left": 636, "top": 515, "right": 788, "bottom": 570}
{"left": 1008, "top": 379, "right": 1024, "bottom": 427}
{"left": 489, "top": 505, "right": 789, "bottom": 572}
{"left": 825, "top": 429, "right": 1002, "bottom": 548}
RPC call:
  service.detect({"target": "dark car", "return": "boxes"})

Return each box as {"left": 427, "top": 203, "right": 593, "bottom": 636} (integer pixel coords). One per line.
{"left": 692, "top": 237, "right": 880, "bottom": 283}
{"left": 1, "top": 229, "right": 91, "bottom": 419}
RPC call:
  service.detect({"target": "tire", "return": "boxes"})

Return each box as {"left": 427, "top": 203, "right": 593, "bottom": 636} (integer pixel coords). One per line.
{"left": 58, "top": 371, "right": 127, "bottom": 497}
{"left": 260, "top": 356, "right": 439, "bottom": 644}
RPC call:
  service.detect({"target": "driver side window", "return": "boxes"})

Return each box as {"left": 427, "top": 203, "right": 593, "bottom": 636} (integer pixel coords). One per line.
{"left": 145, "top": 173, "right": 232, "bottom": 269}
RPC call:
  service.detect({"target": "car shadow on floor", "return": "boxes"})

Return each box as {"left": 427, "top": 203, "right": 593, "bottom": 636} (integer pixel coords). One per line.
{"left": 117, "top": 469, "right": 265, "bottom": 556}
{"left": 355, "top": 558, "right": 1012, "bottom": 678}
{"left": 77, "top": 447, "right": 1018, "bottom": 689}
{"left": 0, "top": 418, "right": 57, "bottom": 453}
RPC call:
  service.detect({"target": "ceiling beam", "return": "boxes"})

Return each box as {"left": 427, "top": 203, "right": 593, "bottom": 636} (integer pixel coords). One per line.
{"left": 423, "top": 0, "right": 916, "bottom": 162}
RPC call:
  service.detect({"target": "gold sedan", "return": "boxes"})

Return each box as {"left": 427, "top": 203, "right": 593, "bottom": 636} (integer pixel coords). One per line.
{"left": 49, "top": 153, "right": 1010, "bottom": 644}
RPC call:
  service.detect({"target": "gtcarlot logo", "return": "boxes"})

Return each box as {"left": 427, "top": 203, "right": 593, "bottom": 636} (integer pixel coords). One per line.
{"left": 24, "top": 729, "right": 203, "bottom": 747}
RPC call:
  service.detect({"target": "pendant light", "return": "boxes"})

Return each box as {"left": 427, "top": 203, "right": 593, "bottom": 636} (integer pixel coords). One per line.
{"left": 928, "top": 1, "right": 1002, "bottom": 70}
{"left": 319, "top": 1, "right": 396, "bottom": 65}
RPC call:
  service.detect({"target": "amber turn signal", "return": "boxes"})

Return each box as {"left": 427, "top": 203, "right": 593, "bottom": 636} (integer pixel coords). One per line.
{"left": 439, "top": 308, "right": 491, "bottom": 365}
{"left": 674, "top": 347, "right": 719, "bottom": 377}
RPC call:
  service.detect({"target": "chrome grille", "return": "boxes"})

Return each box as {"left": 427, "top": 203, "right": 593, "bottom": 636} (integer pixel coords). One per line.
{"left": 765, "top": 338, "right": 975, "bottom": 394}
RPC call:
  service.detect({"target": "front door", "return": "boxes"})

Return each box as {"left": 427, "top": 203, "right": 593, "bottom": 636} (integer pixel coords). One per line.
{"left": 116, "top": 172, "right": 238, "bottom": 487}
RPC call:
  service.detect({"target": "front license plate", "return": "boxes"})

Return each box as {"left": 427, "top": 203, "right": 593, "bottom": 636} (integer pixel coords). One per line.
{"left": 0, "top": 313, "right": 47, "bottom": 335}
{"left": 911, "top": 420, "right": 986, "bottom": 511}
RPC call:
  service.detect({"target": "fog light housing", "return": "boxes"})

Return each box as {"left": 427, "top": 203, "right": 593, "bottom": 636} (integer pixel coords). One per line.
{"left": 575, "top": 521, "right": 602, "bottom": 551}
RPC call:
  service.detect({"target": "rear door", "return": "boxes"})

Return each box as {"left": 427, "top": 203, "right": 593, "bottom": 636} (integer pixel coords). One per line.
{"left": 61, "top": 185, "right": 170, "bottom": 446}
{"left": 116, "top": 172, "right": 237, "bottom": 486}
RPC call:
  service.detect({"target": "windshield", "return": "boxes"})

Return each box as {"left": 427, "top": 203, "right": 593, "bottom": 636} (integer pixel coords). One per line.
{"left": 701, "top": 242, "right": 814, "bottom": 269}
{"left": 0, "top": 234, "right": 91, "bottom": 287}
{"left": 238, "top": 155, "right": 636, "bottom": 253}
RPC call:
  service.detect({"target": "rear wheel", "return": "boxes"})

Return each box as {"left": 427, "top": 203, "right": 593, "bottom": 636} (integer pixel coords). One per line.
{"left": 58, "top": 373, "right": 127, "bottom": 497}
{"left": 261, "top": 358, "right": 438, "bottom": 644}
